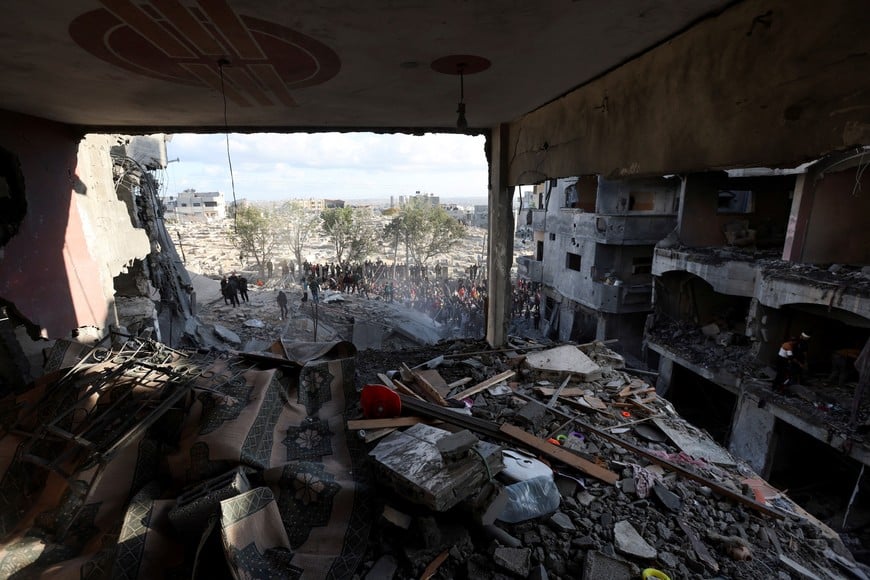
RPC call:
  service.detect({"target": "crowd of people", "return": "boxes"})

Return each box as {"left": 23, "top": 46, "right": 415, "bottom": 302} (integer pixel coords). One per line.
{"left": 219, "top": 272, "right": 250, "bottom": 307}
{"left": 226, "top": 257, "right": 545, "bottom": 340}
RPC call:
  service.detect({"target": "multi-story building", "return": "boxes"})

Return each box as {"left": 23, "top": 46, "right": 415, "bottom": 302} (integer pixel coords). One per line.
{"left": 644, "top": 151, "right": 870, "bottom": 519}
{"left": 518, "top": 176, "right": 680, "bottom": 357}
{"left": 164, "top": 189, "right": 226, "bottom": 221}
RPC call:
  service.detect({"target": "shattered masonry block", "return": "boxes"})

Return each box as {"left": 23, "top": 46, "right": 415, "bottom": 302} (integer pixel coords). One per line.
{"left": 436, "top": 429, "right": 479, "bottom": 463}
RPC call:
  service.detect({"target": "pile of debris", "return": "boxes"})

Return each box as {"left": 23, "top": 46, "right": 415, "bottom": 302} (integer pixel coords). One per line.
{"left": 1, "top": 334, "right": 867, "bottom": 579}
{"left": 352, "top": 340, "right": 868, "bottom": 579}
{"left": 646, "top": 318, "right": 759, "bottom": 377}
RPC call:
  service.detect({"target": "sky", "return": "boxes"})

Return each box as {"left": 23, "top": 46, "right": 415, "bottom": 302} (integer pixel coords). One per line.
{"left": 161, "top": 132, "right": 491, "bottom": 203}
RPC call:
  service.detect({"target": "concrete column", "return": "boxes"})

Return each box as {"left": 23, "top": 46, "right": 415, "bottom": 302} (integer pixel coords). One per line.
{"left": 487, "top": 124, "right": 514, "bottom": 347}
{"left": 676, "top": 173, "right": 726, "bottom": 247}
{"left": 728, "top": 392, "right": 777, "bottom": 477}
{"left": 655, "top": 356, "right": 674, "bottom": 397}
{"left": 781, "top": 173, "right": 815, "bottom": 262}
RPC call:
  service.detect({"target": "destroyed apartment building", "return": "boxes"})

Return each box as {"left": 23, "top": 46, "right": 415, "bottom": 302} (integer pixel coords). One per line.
{"left": 2, "top": 0, "right": 870, "bottom": 578}
{"left": 517, "top": 155, "right": 870, "bottom": 556}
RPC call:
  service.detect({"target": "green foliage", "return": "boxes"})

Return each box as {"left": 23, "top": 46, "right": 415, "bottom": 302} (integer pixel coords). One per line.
{"left": 229, "top": 204, "right": 279, "bottom": 276}
{"left": 385, "top": 200, "right": 466, "bottom": 266}
{"left": 321, "top": 206, "right": 378, "bottom": 262}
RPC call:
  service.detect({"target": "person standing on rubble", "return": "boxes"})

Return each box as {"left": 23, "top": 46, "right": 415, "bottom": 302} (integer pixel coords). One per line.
{"left": 227, "top": 273, "right": 240, "bottom": 307}
{"left": 238, "top": 274, "right": 249, "bottom": 303}
{"left": 308, "top": 275, "right": 320, "bottom": 304}
{"left": 277, "top": 289, "right": 288, "bottom": 320}
{"left": 773, "top": 332, "right": 810, "bottom": 392}
{"left": 220, "top": 275, "right": 230, "bottom": 305}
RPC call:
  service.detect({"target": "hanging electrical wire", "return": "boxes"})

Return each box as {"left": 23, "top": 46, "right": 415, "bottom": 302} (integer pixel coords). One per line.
{"left": 218, "top": 59, "right": 239, "bottom": 233}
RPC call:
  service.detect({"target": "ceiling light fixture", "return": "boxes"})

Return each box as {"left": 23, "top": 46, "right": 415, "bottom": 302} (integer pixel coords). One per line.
{"left": 456, "top": 63, "right": 468, "bottom": 130}
{"left": 431, "top": 54, "right": 491, "bottom": 132}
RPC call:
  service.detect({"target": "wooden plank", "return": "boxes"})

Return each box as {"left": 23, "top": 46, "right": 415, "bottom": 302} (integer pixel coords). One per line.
{"left": 399, "top": 395, "right": 507, "bottom": 442}
{"left": 392, "top": 379, "right": 424, "bottom": 400}
{"left": 377, "top": 373, "right": 397, "bottom": 389}
{"left": 511, "top": 391, "right": 783, "bottom": 519}
{"left": 421, "top": 550, "right": 449, "bottom": 580}
{"left": 453, "top": 370, "right": 516, "bottom": 400}
{"left": 447, "top": 377, "right": 472, "bottom": 389}
{"left": 547, "top": 374, "right": 573, "bottom": 408}
{"left": 499, "top": 423, "right": 619, "bottom": 485}
{"left": 347, "top": 417, "right": 427, "bottom": 430}
{"left": 364, "top": 427, "right": 398, "bottom": 443}
{"left": 411, "top": 370, "right": 449, "bottom": 406}
{"left": 534, "top": 387, "right": 587, "bottom": 398}
{"left": 583, "top": 395, "right": 607, "bottom": 410}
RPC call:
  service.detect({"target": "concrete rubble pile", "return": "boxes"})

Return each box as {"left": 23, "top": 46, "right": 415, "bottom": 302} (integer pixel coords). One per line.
{"left": 351, "top": 340, "right": 870, "bottom": 580}
{"left": 2, "top": 319, "right": 869, "bottom": 578}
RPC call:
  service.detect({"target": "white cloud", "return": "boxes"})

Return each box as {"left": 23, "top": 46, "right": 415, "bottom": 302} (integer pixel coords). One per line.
{"left": 164, "top": 132, "right": 489, "bottom": 201}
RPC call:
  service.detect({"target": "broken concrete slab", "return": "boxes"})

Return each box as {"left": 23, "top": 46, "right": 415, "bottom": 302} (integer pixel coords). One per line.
{"left": 493, "top": 546, "right": 531, "bottom": 577}
{"left": 614, "top": 520, "right": 657, "bottom": 560}
{"left": 369, "top": 423, "right": 503, "bottom": 511}
{"left": 352, "top": 321, "right": 384, "bottom": 351}
{"left": 549, "top": 511, "right": 576, "bottom": 532}
{"left": 524, "top": 345, "right": 602, "bottom": 381}
{"left": 213, "top": 323, "right": 241, "bottom": 345}
{"left": 653, "top": 417, "right": 736, "bottom": 465}
{"left": 243, "top": 318, "right": 265, "bottom": 328}
{"left": 582, "top": 550, "right": 632, "bottom": 580}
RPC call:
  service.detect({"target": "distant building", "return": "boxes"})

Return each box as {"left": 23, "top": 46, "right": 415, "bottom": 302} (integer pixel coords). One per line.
{"left": 442, "top": 203, "right": 472, "bottom": 224}
{"left": 296, "top": 198, "right": 325, "bottom": 211}
{"left": 400, "top": 192, "right": 440, "bottom": 208}
{"left": 472, "top": 205, "right": 488, "bottom": 228}
{"left": 164, "top": 189, "right": 226, "bottom": 221}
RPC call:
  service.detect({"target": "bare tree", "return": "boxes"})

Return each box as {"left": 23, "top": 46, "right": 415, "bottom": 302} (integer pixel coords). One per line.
{"left": 278, "top": 201, "right": 319, "bottom": 269}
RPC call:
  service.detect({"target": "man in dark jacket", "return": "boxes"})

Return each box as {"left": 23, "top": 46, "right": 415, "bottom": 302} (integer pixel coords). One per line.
{"left": 227, "top": 273, "right": 240, "bottom": 307}
{"left": 277, "top": 290, "right": 288, "bottom": 320}
{"left": 238, "top": 275, "right": 249, "bottom": 303}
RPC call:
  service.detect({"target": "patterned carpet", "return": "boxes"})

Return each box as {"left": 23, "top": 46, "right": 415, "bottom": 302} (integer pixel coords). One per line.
{"left": 0, "top": 338, "right": 373, "bottom": 579}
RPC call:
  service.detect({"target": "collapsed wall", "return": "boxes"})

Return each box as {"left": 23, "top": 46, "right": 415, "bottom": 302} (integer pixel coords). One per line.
{"left": 0, "top": 123, "right": 196, "bottom": 395}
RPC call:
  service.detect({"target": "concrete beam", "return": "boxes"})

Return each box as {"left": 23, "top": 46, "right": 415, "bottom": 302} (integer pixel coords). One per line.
{"left": 507, "top": 0, "right": 870, "bottom": 183}
{"left": 486, "top": 124, "right": 513, "bottom": 347}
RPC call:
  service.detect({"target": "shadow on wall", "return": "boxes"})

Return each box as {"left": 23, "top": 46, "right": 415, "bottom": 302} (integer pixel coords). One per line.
{"left": 0, "top": 111, "right": 97, "bottom": 339}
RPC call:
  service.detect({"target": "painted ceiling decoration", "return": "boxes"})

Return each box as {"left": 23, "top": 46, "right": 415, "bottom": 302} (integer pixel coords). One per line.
{"left": 69, "top": 0, "right": 341, "bottom": 107}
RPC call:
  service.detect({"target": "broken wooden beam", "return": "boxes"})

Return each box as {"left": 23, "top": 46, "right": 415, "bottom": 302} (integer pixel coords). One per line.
{"left": 398, "top": 394, "right": 507, "bottom": 442}
{"left": 347, "top": 417, "right": 427, "bottom": 430}
{"left": 453, "top": 370, "right": 515, "bottom": 400}
{"left": 499, "top": 423, "right": 619, "bottom": 485}
{"left": 511, "top": 391, "right": 784, "bottom": 519}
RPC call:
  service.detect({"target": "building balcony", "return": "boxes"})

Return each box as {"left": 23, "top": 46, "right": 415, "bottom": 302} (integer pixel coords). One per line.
{"left": 588, "top": 281, "right": 653, "bottom": 313}
{"left": 652, "top": 247, "right": 758, "bottom": 297}
{"left": 591, "top": 213, "right": 677, "bottom": 245}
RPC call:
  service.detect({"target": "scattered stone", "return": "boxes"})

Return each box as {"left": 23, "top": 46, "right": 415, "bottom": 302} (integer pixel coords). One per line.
{"left": 528, "top": 563, "right": 549, "bottom": 580}
{"left": 614, "top": 521, "right": 657, "bottom": 560}
{"left": 516, "top": 400, "right": 548, "bottom": 426}
{"left": 582, "top": 550, "right": 632, "bottom": 580}
{"left": 243, "top": 318, "right": 265, "bottom": 328}
{"left": 653, "top": 483, "right": 682, "bottom": 512}
{"left": 549, "top": 511, "right": 576, "bottom": 532}
{"left": 621, "top": 478, "right": 637, "bottom": 496}
{"left": 212, "top": 323, "right": 241, "bottom": 345}
{"left": 483, "top": 524, "right": 522, "bottom": 548}
{"left": 382, "top": 505, "right": 411, "bottom": 529}
{"left": 577, "top": 491, "right": 597, "bottom": 507}
{"left": 659, "top": 551, "right": 678, "bottom": 569}
{"left": 493, "top": 546, "right": 532, "bottom": 577}
{"left": 365, "top": 554, "right": 398, "bottom": 579}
